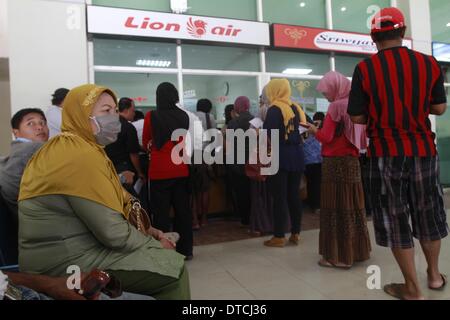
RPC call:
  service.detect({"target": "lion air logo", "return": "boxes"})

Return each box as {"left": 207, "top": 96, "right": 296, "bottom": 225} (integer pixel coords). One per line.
{"left": 187, "top": 18, "right": 207, "bottom": 38}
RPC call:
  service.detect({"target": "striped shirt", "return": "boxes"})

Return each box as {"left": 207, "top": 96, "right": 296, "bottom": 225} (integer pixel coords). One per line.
{"left": 348, "top": 46, "right": 447, "bottom": 157}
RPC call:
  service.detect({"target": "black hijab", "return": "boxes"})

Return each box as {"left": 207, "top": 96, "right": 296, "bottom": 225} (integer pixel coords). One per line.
{"left": 151, "top": 82, "right": 189, "bottom": 150}
{"left": 224, "top": 104, "right": 234, "bottom": 126}
{"left": 197, "top": 98, "right": 213, "bottom": 129}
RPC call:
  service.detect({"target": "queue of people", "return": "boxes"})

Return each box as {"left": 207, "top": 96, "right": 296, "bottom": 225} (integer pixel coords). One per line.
{"left": 0, "top": 7, "right": 448, "bottom": 301}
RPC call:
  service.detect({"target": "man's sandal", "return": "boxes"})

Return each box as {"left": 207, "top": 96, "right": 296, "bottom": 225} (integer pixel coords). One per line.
{"left": 428, "top": 274, "right": 447, "bottom": 291}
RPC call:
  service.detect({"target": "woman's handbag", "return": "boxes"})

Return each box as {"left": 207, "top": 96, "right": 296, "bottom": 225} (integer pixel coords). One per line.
{"left": 127, "top": 197, "right": 152, "bottom": 235}
{"left": 126, "top": 197, "right": 180, "bottom": 244}
{"left": 245, "top": 135, "right": 271, "bottom": 182}
{"left": 245, "top": 154, "right": 270, "bottom": 182}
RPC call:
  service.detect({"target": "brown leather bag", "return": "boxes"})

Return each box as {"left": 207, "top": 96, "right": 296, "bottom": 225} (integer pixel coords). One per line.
{"left": 245, "top": 155, "right": 270, "bottom": 182}
{"left": 127, "top": 197, "right": 152, "bottom": 235}
{"left": 245, "top": 135, "right": 271, "bottom": 182}
{"left": 126, "top": 197, "right": 180, "bottom": 244}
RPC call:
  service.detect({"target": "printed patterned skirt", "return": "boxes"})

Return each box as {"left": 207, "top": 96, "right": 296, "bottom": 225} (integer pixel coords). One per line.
{"left": 319, "top": 156, "right": 371, "bottom": 265}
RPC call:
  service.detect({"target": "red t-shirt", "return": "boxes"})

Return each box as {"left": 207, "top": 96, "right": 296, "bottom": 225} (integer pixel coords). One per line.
{"left": 348, "top": 47, "right": 446, "bottom": 157}
{"left": 316, "top": 114, "right": 359, "bottom": 157}
{"left": 143, "top": 111, "right": 189, "bottom": 180}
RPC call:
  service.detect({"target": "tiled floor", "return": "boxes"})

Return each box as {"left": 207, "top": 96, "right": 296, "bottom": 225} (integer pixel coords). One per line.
{"left": 186, "top": 212, "right": 450, "bottom": 300}
{"left": 193, "top": 208, "right": 321, "bottom": 246}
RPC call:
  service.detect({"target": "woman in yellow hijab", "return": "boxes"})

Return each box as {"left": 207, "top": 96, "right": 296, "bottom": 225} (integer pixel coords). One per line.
{"left": 18, "top": 84, "right": 190, "bottom": 300}
{"left": 262, "top": 79, "right": 306, "bottom": 248}
{"left": 265, "top": 79, "right": 306, "bottom": 140}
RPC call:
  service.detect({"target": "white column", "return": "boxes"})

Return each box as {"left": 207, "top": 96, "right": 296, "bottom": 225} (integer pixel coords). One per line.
{"left": 0, "top": 0, "right": 8, "bottom": 58}
{"left": 0, "top": 64, "right": 11, "bottom": 155}
{"left": 87, "top": 41, "right": 95, "bottom": 84}
{"left": 325, "top": 0, "right": 335, "bottom": 71}
{"left": 177, "top": 42, "right": 184, "bottom": 107}
{"left": 325, "top": 0, "right": 333, "bottom": 29}
{"left": 405, "top": 0, "right": 432, "bottom": 55}
{"left": 398, "top": 0, "right": 436, "bottom": 131}
{"left": 256, "top": 0, "right": 267, "bottom": 95}
{"left": 0, "top": 0, "right": 11, "bottom": 155}
{"left": 8, "top": 0, "right": 89, "bottom": 115}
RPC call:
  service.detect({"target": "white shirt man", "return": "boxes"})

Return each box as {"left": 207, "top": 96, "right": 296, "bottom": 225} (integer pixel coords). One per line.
{"left": 132, "top": 118, "right": 145, "bottom": 147}
{"left": 45, "top": 88, "right": 69, "bottom": 138}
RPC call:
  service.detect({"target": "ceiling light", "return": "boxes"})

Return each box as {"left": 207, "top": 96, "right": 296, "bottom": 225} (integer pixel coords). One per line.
{"left": 282, "top": 68, "right": 313, "bottom": 75}
{"left": 341, "top": 7, "right": 347, "bottom": 12}
{"left": 170, "top": 0, "right": 188, "bottom": 14}
{"left": 300, "top": 2, "right": 306, "bottom": 8}
{"left": 136, "top": 59, "right": 172, "bottom": 67}
{"left": 447, "top": 22, "right": 450, "bottom": 27}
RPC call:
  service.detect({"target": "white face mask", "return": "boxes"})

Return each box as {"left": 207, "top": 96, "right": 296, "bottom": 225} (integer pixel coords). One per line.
{"left": 90, "top": 114, "right": 121, "bottom": 146}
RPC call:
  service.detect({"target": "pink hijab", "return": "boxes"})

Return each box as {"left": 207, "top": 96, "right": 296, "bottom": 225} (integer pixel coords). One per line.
{"left": 316, "top": 71, "right": 367, "bottom": 151}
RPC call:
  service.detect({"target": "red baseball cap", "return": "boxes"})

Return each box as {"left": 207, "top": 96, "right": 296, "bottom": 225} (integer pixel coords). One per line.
{"left": 371, "top": 7, "right": 406, "bottom": 34}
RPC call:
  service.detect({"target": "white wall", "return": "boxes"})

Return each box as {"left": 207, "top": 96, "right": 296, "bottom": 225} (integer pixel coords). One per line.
{"left": 398, "top": 0, "right": 436, "bottom": 131}
{"left": 7, "top": 0, "right": 89, "bottom": 115}
{"left": 401, "top": 0, "right": 433, "bottom": 55}
{"left": 0, "top": 0, "right": 8, "bottom": 58}
{"left": 0, "top": 59, "right": 11, "bottom": 155}
{"left": 0, "top": 0, "right": 10, "bottom": 155}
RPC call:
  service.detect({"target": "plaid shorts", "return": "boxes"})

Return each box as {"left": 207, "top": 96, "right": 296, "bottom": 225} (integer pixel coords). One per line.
{"left": 365, "top": 157, "right": 449, "bottom": 248}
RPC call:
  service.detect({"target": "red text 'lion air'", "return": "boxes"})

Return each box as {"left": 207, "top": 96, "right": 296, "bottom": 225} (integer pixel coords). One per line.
{"left": 125, "top": 16, "right": 242, "bottom": 38}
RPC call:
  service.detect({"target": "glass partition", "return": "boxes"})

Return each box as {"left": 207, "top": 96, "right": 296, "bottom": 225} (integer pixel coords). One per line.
{"left": 335, "top": 54, "right": 366, "bottom": 77}
{"left": 430, "top": 0, "right": 450, "bottom": 43}
{"left": 182, "top": 44, "right": 259, "bottom": 72}
{"left": 269, "top": 78, "right": 326, "bottom": 116}
{"left": 266, "top": 50, "right": 330, "bottom": 76}
{"left": 95, "top": 72, "right": 178, "bottom": 111}
{"left": 94, "top": 38, "right": 177, "bottom": 69}
{"left": 183, "top": 75, "right": 259, "bottom": 124}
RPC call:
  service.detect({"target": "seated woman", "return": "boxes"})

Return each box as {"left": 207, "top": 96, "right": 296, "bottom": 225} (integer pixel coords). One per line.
{"left": 17, "top": 84, "right": 190, "bottom": 300}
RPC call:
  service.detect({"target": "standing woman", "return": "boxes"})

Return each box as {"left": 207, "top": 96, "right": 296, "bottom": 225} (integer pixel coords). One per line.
{"left": 305, "top": 71, "right": 371, "bottom": 268}
{"left": 192, "top": 99, "right": 216, "bottom": 229}
{"left": 263, "top": 79, "right": 306, "bottom": 247}
{"left": 227, "top": 96, "right": 254, "bottom": 227}
{"left": 248, "top": 88, "right": 283, "bottom": 236}
{"left": 222, "top": 104, "right": 238, "bottom": 218}
{"left": 143, "top": 82, "right": 193, "bottom": 259}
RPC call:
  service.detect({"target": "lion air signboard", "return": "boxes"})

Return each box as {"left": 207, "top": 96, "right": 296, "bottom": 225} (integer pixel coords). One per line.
{"left": 87, "top": 6, "right": 270, "bottom": 46}
{"left": 273, "top": 24, "right": 413, "bottom": 55}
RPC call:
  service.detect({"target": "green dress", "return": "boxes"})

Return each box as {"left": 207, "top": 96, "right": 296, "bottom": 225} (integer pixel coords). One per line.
{"left": 18, "top": 195, "right": 190, "bottom": 300}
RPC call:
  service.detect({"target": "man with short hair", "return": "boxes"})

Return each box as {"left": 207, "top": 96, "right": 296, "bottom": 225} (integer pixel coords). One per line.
{"left": 46, "top": 88, "right": 69, "bottom": 138}
{"left": 348, "top": 7, "right": 448, "bottom": 300}
{"left": 0, "top": 108, "right": 49, "bottom": 218}
{"left": 105, "top": 98, "right": 145, "bottom": 192}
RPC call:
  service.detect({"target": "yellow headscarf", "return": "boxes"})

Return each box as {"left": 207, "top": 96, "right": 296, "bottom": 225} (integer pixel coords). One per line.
{"left": 19, "top": 84, "right": 131, "bottom": 217}
{"left": 265, "top": 79, "right": 307, "bottom": 139}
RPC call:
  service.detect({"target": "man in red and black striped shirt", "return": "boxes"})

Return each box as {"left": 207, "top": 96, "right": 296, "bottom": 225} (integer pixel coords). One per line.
{"left": 348, "top": 7, "right": 448, "bottom": 300}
